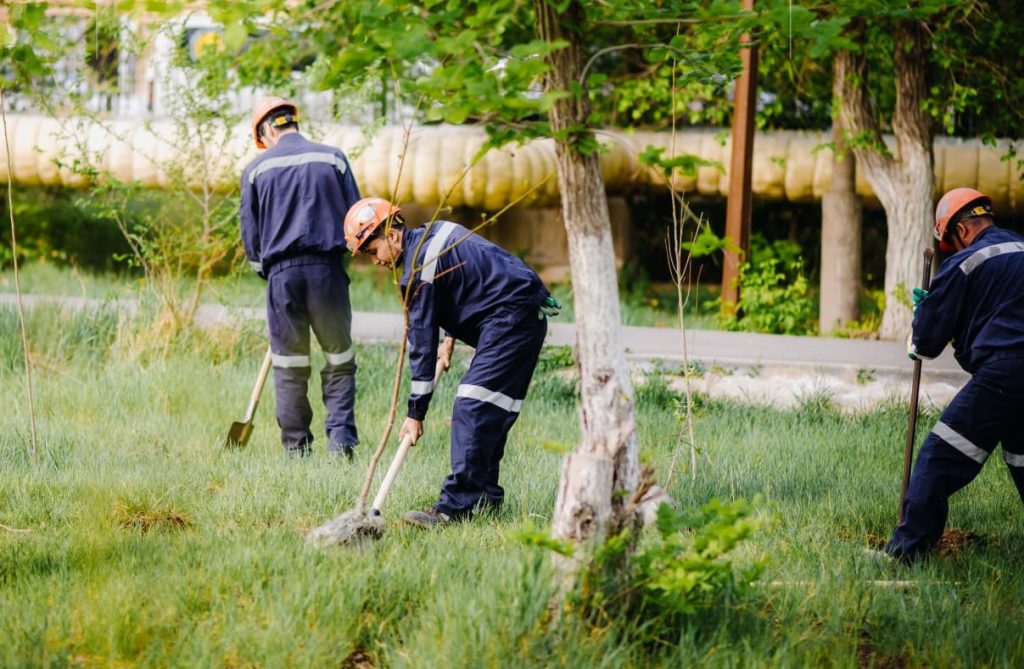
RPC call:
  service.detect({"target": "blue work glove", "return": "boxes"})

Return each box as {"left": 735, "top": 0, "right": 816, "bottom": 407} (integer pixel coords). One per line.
{"left": 539, "top": 296, "right": 562, "bottom": 319}
{"left": 912, "top": 287, "right": 928, "bottom": 313}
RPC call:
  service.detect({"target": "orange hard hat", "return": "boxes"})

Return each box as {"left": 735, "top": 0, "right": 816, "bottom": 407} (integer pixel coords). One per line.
{"left": 934, "top": 188, "right": 992, "bottom": 252}
{"left": 251, "top": 96, "right": 299, "bottom": 149}
{"left": 344, "top": 197, "right": 402, "bottom": 253}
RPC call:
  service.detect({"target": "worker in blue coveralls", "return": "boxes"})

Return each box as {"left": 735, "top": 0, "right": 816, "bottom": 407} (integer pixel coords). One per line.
{"left": 240, "top": 97, "right": 361, "bottom": 459}
{"left": 885, "top": 187, "right": 1024, "bottom": 563}
{"left": 343, "top": 197, "right": 560, "bottom": 526}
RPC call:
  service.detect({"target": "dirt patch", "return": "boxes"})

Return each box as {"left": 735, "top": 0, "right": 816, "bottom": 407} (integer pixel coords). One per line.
{"left": 115, "top": 501, "right": 191, "bottom": 534}
{"left": 341, "top": 650, "right": 375, "bottom": 669}
{"left": 857, "top": 633, "right": 910, "bottom": 669}
{"left": 935, "top": 528, "right": 979, "bottom": 557}
{"left": 863, "top": 533, "right": 886, "bottom": 549}
{"left": 845, "top": 529, "right": 979, "bottom": 557}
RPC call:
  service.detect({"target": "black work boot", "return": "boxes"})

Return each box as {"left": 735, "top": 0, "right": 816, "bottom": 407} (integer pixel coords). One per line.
{"left": 402, "top": 507, "right": 454, "bottom": 528}
{"left": 328, "top": 440, "right": 355, "bottom": 462}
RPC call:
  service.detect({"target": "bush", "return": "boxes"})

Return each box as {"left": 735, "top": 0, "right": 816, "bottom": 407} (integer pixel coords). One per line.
{"left": 0, "top": 186, "right": 130, "bottom": 271}
{"left": 574, "top": 497, "right": 764, "bottom": 645}
{"left": 712, "top": 236, "right": 817, "bottom": 335}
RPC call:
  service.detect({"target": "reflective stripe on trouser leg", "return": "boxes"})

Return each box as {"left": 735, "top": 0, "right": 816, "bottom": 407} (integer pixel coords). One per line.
{"left": 886, "top": 376, "right": 1004, "bottom": 561}
{"left": 305, "top": 262, "right": 358, "bottom": 447}
{"left": 435, "top": 313, "right": 547, "bottom": 517}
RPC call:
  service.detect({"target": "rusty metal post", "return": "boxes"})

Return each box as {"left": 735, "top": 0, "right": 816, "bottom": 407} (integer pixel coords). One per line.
{"left": 721, "top": 0, "right": 758, "bottom": 315}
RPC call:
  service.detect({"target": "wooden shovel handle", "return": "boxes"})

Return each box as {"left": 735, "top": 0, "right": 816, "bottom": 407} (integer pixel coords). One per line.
{"left": 243, "top": 348, "right": 274, "bottom": 423}
{"left": 371, "top": 434, "right": 415, "bottom": 514}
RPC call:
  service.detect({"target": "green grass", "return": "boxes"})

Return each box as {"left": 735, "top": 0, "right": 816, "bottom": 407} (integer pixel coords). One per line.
{"left": 2, "top": 305, "right": 1024, "bottom": 667}
{"left": 0, "top": 260, "right": 718, "bottom": 329}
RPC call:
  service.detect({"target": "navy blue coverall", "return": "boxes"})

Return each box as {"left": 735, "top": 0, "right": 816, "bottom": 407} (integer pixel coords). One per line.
{"left": 240, "top": 132, "right": 361, "bottom": 454}
{"left": 400, "top": 221, "right": 550, "bottom": 518}
{"left": 887, "top": 226, "right": 1024, "bottom": 562}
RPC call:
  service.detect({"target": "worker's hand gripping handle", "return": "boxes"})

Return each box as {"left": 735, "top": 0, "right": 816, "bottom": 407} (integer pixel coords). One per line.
{"left": 369, "top": 359, "right": 448, "bottom": 515}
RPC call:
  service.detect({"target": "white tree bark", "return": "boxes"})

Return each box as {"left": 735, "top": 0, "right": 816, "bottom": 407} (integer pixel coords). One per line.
{"left": 838, "top": 21, "right": 934, "bottom": 341}
{"left": 534, "top": 0, "right": 641, "bottom": 567}
{"left": 819, "top": 52, "right": 862, "bottom": 334}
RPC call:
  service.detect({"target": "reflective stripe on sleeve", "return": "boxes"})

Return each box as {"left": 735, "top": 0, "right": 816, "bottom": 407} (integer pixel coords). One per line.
{"left": 324, "top": 349, "right": 354, "bottom": 366}
{"left": 1004, "top": 450, "right": 1024, "bottom": 468}
{"left": 959, "top": 242, "right": 1024, "bottom": 276}
{"left": 456, "top": 383, "right": 523, "bottom": 413}
{"left": 248, "top": 152, "right": 348, "bottom": 184}
{"left": 933, "top": 421, "right": 989, "bottom": 464}
{"left": 411, "top": 380, "right": 435, "bottom": 395}
{"left": 272, "top": 354, "right": 311, "bottom": 368}
{"left": 419, "top": 221, "right": 458, "bottom": 284}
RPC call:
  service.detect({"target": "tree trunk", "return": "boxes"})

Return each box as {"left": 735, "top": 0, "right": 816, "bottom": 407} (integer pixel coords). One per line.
{"left": 534, "top": 0, "right": 641, "bottom": 574}
{"left": 819, "top": 51, "right": 862, "bottom": 334}
{"left": 838, "top": 20, "right": 934, "bottom": 341}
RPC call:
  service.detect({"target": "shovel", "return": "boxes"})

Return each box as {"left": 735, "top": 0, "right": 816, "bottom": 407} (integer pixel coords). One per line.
{"left": 306, "top": 359, "right": 447, "bottom": 546}
{"left": 898, "top": 248, "right": 934, "bottom": 523}
{"left": 225, "top": 347, "right": 274, "bottom": 449}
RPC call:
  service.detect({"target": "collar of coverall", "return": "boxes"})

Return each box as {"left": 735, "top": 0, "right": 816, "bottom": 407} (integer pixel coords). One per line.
{"left": 271, "top": 131, "right": 302, "bottom": 146}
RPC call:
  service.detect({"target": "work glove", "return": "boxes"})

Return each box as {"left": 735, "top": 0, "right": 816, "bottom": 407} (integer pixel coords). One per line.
{"left": 912, "top": 287, "right": 928, "bottom": 313}
{"left": 539, "top": 296, "right": 562, "bottom": 319}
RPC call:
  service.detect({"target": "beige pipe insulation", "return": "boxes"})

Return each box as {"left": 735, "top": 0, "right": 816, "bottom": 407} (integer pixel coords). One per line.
{"left": 2, "top": 114, "right": 1022, "bottom": 213}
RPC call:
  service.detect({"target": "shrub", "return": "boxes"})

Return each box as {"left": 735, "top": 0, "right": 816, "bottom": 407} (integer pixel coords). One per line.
{"left": 712, "top": 237, "right": 817, "bottom": 335}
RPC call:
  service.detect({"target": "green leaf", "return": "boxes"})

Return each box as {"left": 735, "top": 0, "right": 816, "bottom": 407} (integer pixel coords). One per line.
{"left": 223, "top": 23, "right": 248, "bottom": 52}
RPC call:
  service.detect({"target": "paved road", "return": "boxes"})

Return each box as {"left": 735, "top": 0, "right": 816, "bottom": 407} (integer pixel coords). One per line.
{"left": 1, "top": 292, "right": 968, "bottom": 386}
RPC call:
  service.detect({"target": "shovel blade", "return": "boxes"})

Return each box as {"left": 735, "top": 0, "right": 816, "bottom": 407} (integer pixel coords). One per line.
{"left": 225, "top": 421, "right": 253, "bottom": 449}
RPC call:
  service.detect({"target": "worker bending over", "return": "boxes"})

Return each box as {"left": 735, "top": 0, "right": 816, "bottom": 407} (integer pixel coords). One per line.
{"left": 886, "top": 188, "right": 1024, "bottom": 563}
{"left": 240, "top": 97, "right": 362, "bottom": 458}
{"left": 344, "top": 198, "right": 558, "bottom": 526}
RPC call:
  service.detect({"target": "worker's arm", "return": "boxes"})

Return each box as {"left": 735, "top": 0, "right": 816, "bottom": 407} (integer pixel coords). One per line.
{"left": 406, "top": 282, "right": 441, "bottom": 422}
{"left": 239, "top": 171, "right": 264, "bottom": 278}
{"left": 909, "top": 267, "right": 963, "bottom": 360}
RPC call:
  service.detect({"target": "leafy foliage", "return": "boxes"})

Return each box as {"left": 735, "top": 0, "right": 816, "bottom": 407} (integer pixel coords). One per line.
{"left": 713, "top": 236, "right": 817, "bottom": 335}
{"left": 548, "top": 497, "right": 764, "bottom": 642}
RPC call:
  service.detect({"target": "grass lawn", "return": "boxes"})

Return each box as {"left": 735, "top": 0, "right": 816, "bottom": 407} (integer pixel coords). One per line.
{"left": 2, "top": 305, "right": 1023, "bottom": 667}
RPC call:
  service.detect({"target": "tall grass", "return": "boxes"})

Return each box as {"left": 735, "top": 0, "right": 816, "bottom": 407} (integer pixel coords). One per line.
{"left": 2, "top": 305, "right": 1023, "bottom": 666}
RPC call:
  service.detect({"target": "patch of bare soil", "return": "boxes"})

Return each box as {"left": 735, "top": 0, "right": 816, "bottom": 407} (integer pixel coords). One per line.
{"left": 935, "top": 528, "right": 979, "bottom": 557}
{"left": 857, "top": 632, "right": 911, "bottom": 669}
{"left": 845, "top": 529, "right": 979, "bottom": 557}
{"left": 115, "top": 501, "right": 191, "bottom": 533}
{"left": 341, "top": 650, "right": 375, "bottom": 669}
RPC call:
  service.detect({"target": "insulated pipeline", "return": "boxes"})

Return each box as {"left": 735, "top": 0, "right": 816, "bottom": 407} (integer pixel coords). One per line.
{"left": 1, "top": 114, "right": 1022, "bottom": 213}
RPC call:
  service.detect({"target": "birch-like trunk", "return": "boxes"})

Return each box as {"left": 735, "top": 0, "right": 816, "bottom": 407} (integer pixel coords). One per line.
{"left": 534, "top": 0, "right": 641, "bottom": 573}
{"left": 819, "top": 51, "right": 862, "bottom": 333}
{"left": 838, "top": 20, "right": 934, "bottom": 341}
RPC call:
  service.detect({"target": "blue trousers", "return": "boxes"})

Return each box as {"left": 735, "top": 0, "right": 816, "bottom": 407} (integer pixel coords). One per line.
{"left": 266, "top": 257, "right": 358, "bottom": 454}
{"left": 886, "top": 366, "right": 1024, "bottom": 562}
{"left": 434, "top": 311, "right": 547, "bottom": 518}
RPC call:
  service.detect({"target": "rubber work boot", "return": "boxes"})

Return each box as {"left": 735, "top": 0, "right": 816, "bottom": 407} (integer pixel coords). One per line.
{"left": 402, "top": 507, "right": 453, "bottom": 528}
